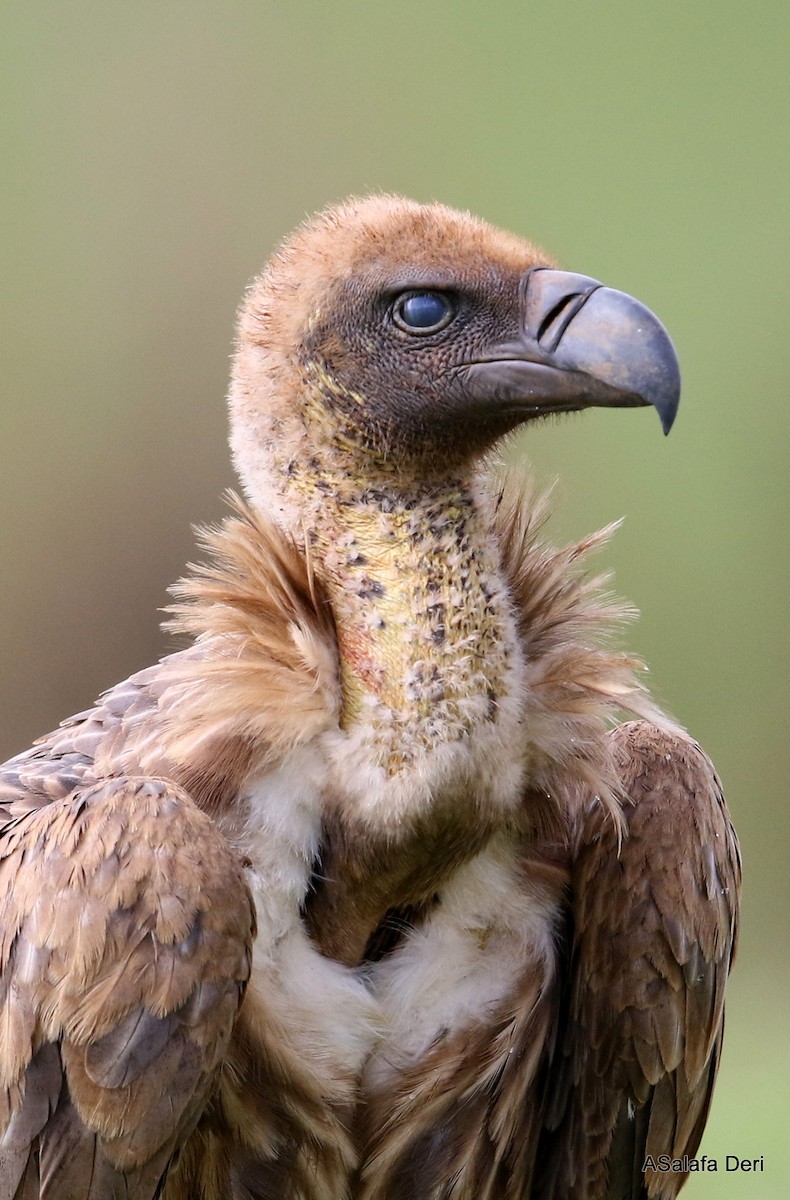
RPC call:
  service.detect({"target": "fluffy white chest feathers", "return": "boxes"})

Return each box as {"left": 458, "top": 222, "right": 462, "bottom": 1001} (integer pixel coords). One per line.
{"left": 237, "top": 746, "right": 555, "bottom": 1110}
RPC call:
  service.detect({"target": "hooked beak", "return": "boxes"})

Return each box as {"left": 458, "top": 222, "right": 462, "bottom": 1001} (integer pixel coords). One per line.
{"left": 456, "top": 268, "right": 680, "bottom": 434}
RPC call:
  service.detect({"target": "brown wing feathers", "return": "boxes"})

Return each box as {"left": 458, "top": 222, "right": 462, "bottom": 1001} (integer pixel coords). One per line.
{"left": 534, "top": 722, "right": 740, "bottom": 1200}
{"left": 0, "top": 778, "right": 254, "bottom": 1199}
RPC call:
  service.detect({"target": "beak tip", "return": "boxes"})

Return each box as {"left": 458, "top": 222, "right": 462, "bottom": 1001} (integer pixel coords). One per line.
{"left": 659, "top": 393, "right": 679, "bottom": 435}
{"left": 652, "top": 357, "right": 681, "bottom": 436}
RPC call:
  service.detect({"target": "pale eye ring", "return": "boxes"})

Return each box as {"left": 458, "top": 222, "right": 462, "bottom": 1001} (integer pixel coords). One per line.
{"left": 392, "top": 290, "right": 455, "bottom": 335}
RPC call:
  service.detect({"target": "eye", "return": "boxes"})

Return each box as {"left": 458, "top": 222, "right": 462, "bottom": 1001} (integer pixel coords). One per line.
{"left": 392, "top": 290, "right": 455, "bottom": 335}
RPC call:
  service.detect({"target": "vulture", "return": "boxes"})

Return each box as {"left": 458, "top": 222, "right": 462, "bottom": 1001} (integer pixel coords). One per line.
{"left": 0, "top": 196, "right": 740, "bottom": 1200}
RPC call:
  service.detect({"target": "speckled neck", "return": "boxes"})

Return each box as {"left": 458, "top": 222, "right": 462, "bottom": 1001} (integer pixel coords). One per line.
{"left": 264, "top": 382, "right": 520, "bottom": 774}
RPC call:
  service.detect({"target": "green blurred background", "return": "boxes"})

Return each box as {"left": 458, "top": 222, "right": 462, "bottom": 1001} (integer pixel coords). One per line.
{"left": 1, "top": 2, "right": 787, "bottom": 1193}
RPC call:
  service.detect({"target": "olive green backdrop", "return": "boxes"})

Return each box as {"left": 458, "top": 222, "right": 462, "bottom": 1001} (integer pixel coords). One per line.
{"left": 1, "top": 2, "right": 787, "bottom": 1193}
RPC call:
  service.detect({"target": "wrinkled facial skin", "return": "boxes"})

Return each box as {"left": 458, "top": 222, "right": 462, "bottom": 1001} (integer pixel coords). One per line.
{"left": 300, "top": 260, "right": 534, "bottom": 462}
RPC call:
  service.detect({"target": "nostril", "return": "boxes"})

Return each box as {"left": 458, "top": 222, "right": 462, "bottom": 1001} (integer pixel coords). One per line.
{"left": 522, "top": 269, "right": 604, "bottom": 354}
{"left": 536, "top": 294, "right": 579, "bottom": 348}
{"left": 536, "top": 288, "right": 600, "bottom": 354}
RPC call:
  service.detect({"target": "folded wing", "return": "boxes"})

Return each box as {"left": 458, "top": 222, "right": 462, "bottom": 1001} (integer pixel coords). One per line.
{"left": 0, "top": 775, "right": 254, "bottom": 1199}
{"left": 536, "top": 721, "right": 740, "bottom": 1200}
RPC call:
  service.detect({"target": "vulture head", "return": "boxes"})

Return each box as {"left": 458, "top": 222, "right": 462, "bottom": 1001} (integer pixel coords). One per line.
{"left": 229, "top": 195, "right": 679, "bottom": 529}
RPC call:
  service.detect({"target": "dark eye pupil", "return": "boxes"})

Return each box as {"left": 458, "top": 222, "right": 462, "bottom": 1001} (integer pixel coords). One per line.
{"left": 398, "top": 292, "right": 451, "bottom": 331}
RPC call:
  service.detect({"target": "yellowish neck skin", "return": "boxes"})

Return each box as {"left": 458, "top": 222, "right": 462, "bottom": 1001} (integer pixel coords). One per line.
{"left": 317, "top": 480, "right": 506, "bottom": 721}
{"left": 276, "top": 392, "right": 515, "bottom": 773}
